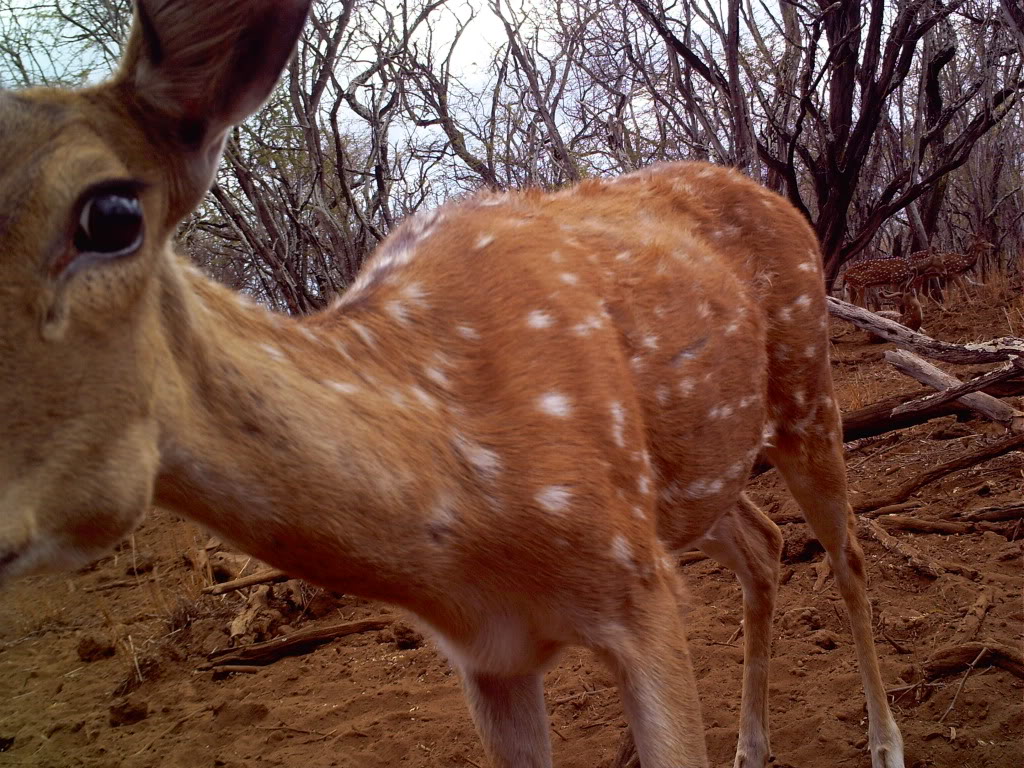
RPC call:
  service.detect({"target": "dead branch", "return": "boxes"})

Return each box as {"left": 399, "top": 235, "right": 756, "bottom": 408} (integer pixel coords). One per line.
{"left": 954, "top": 588, "right": 993, "bottom": 643}
{"left": 840, "top": 379, "right": 1024, "bottom": 442}
{"left": 861, "top": 518, "right": 944, "bottom": 578}
{"left": 885, "top": 350, "right": 1024, "bottom": 431}
{"left": 891, "top": 358, "right": 1024, "bottom": 418}
{"left": 853, "top": 432, "right": 1024, "bottom": 513}
{"left": 958, "top": 503, "right": 1024, "bottom": 522}
{"left": 205, "top": 618, "right": 392, "bottom": 667}
{"left": 827, "top": 297, "right": 1024, "bottom": 364}
{"left": 876, "top": 515, "right": 972, "bottom": 535}
{"left": 924, "top": 641, "right": 1024, "bottom": 680}
{"left": 229, "top": 584, "right": 272, "bottom": 644}
{"left": 201, "top": 568, "right": 289, "bottom": 595}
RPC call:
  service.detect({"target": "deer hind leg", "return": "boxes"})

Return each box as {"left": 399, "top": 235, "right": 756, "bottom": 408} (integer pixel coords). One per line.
{"left": 952, "top": 273, "right": 973, "bottom": 302}
{"left": 849, "top": 284, "right": 864, "bottom": 308}
{"left": 766, "top": 408, "right": 905, "bottom": 768}
{"left": 695, "top": 495, "right": 783, "bottom": 768}
{"left": 596, "top": 571, "right": 710, "bottom": 768}
{"left": 461, "top": 670, "right": 553, "bottom": 768}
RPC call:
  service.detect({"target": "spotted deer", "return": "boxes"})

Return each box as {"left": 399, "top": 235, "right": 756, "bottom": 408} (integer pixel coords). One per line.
{"left": 876, "top": 290, "right": 925, "bottom": 333}
{"left": 0, "top": 2, "right": 905, "bottom": 767}
{"left": 842, "top": 251, "right": 941, "bottom": 309}
{"left": 908, "top": 239, "right": 995, "bottom": 301}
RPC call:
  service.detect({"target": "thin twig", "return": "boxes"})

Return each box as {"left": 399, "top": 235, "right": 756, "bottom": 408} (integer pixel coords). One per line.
{"left": 938, "top": 647, "right": 988, "bottom": 723}
{"left": 552, "top": 687, "right": 613, "bottom": 705}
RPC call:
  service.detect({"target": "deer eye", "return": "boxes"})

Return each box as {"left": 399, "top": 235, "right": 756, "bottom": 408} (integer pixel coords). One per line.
{"left": 73, "top": 188, "right": 144, "bottom": 256}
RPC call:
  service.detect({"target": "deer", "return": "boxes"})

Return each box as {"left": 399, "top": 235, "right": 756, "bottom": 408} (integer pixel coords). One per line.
{"left": 908, "top": 239, "right": 995, "bottom": 303}
{"left": 870, "top": 290, "right": 925, "bottom": 342}
{"left": 0, "top": 2, "right": 905, "bottom": 767}
{"left": 842, "top": 251, "right": 942, "bottom": 310}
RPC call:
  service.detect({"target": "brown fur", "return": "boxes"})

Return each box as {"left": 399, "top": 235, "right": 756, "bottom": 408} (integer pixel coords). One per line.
{"left": 908, "top": 240, "right": 995, "bottom": 301}
{"left": 0, "top": 3, "right": 905, "bottom": 768}
{"left": 843, "top": 252, "right": 940, "bottom": 309}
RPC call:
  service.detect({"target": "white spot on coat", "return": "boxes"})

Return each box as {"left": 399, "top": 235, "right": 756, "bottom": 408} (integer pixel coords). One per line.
{"left": 572, "top": 315, "right": 603, "bottom": 336}
{"left": 611, "top": 534, "right": 634, "bottom": 571}
{"left": 527, "top": 310, "right": 554, "bottom": 329}
{"left": 323, "top": 380, "right": 359, "bottom": 395}
{"left": 385, "top": 300, "right": 410, "bottom": 324}
{"left": 536, "top": 485, "right": 572, "bottom": 514}
{"left": 682, "top": 478, "right": 724, "bottom": 499}
{"left": 350, "top": 321, "right": 375, "bottom": 347}
{"left": 260, "top": 343, "right": 285, "bottom": 362}
{"left": 425, "top": 366, "right": 450, "bottom": 388}
{"left": 610, "top": 402, "right": 626, "bottom": 447}
{"left": 453, "top": 434, "right": 501, "bottom": 476}
{"left": 538, "top": 392, "right": 572, "bottom": 418}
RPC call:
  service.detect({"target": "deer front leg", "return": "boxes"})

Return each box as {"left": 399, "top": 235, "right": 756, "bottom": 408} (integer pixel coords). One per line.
{"left": 600, "top": 574, "right": 710, "bottom": 768}
{"left": 461, "top": 670, "right": 553, "bottom": 768}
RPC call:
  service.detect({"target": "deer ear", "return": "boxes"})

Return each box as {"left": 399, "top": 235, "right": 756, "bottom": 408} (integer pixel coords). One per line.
{"left": 116, "top": 0, "right": 311, "bottom": 211}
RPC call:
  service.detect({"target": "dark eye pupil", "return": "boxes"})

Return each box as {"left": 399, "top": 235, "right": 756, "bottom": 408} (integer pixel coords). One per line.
{"left": 74, "top": 192, "right": 143, "bottom": 254}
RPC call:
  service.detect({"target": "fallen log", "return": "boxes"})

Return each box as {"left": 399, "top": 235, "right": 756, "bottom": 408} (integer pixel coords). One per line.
{"left": 827, "top": 297, "right": 1024, "bottom": 364}
{"left": 885, "top": 350, "right": 1024, "bottom": 432}
{"left": 840, "top": 380, "right": 1024, "bottom": 442}
{"left": 891, "top": 357, "right": 1024, "bottom": 418}
{"left": 958, "top": 503, "right": 1024, "bottom": 523}
{"left": 206, "top": 617, "right": 392, "bottom": 667}
{"left": 924, "top": 641, "right": 1024, "bottom": 680}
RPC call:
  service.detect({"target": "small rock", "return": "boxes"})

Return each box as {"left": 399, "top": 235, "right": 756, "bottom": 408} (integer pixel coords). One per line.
{"left": 213, "top": 701, "right": 269, "bottom": 727}
{"left": 980, "top": 530, "right": 1007, "bottom": 548}
{"left": 782, "top": 525, "right": 823, "bottom": 564}
{"left": 781, "top": 606, "right": 823, "bottom": 633}
{"left": 109, "top": 697, "right": 148, "bottom": 727}
{"left": 77, "top": 635, "right": 115, "bottom": 663}
{"left": 810, "top": 629, "right": 838, "bottom": 649}
{"left": 996, "top": 542, "right": 1023, "bottom": 561}
{"left": 898, "top": 663, "right": 921, "bottom": 683}
{"left": 392, "top": 623, "right": 424, "bottom": 651}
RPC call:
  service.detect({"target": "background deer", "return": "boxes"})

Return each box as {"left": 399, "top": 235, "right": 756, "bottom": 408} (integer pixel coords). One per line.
{"left": 0, "top": 1, "right": 904, "bottom": 767}
{"left": 908, "top": 239, "right": 995, "bottom": 303}
{"left": 873, "top": 290, "right": 925, "bottom": 338}
{"left": 842, "top": 252, "right": 941, "bottom": 309}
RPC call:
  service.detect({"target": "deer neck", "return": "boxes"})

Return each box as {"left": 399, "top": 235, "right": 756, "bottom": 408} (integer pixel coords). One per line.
{"left": 148, "top": 256, "right": 440, "bottom": 605}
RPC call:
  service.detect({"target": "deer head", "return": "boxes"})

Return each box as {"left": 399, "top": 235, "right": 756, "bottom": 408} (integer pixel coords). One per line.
{"left": 0, "top": 0, "right": 312, "bottom": 580}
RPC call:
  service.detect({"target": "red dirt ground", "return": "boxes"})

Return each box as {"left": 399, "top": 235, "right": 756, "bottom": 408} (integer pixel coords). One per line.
{"left": 2, "top": 291, "right": 1021, "bottom": 768}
